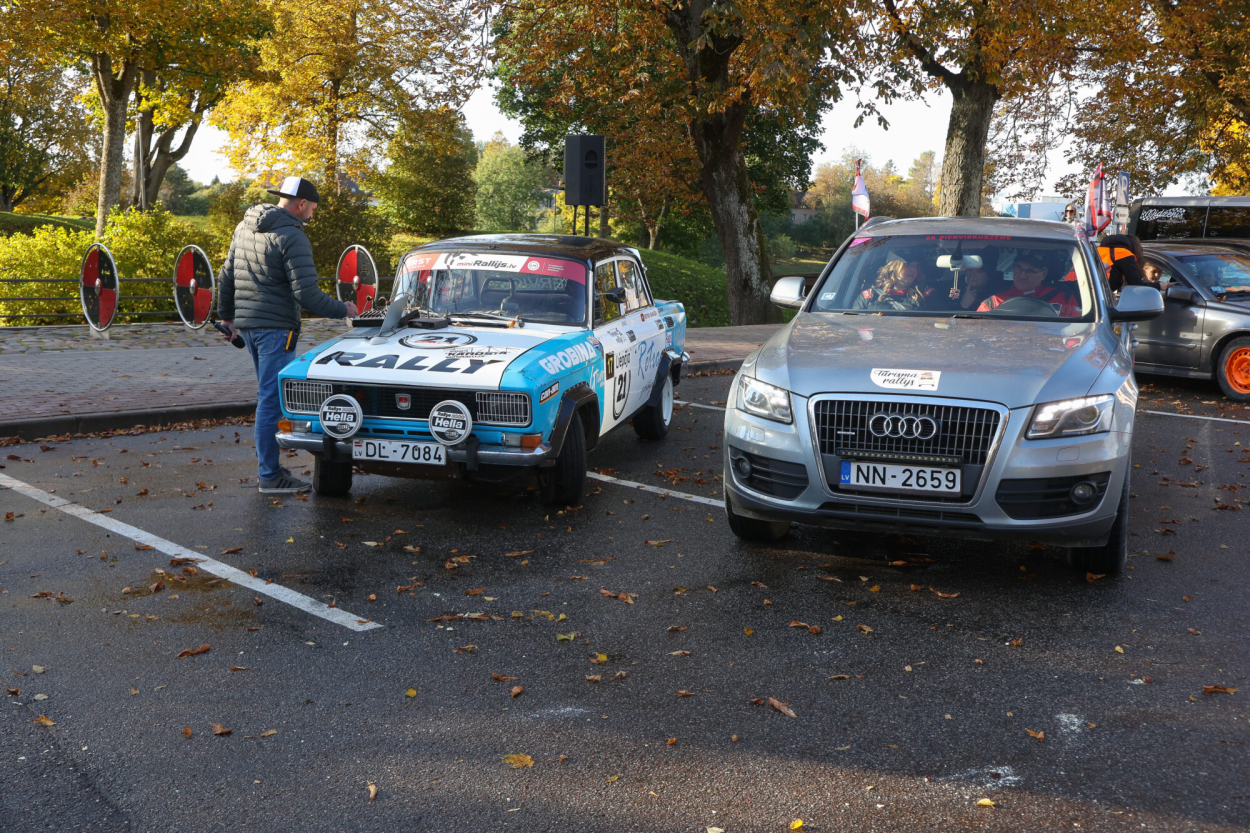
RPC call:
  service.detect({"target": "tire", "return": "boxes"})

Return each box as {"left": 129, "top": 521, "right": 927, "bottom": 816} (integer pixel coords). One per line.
{"left": 1065, "top": 464, "right": 1129, "bottom": 575}
{"left": 1216, "top": 336, "right": 1250, "bottom": 402}
{"left": 633, "top": 374, "right": 673, "bottom": 440}
{"left": 538, "top": 411, "right": 587, "bottom": 506}
{"left": 725, "top": 496, "right": 791, "bottom": 542}
{"left": 312, "top": 456, "right": 353, "bottom": 496}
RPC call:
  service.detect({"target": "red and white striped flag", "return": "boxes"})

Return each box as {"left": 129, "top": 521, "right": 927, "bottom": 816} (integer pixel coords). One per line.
{"left": 851, "top": 160, "right": 870, "bottom": 219}
{"left": 1084, "top": 163, "right": 1112, "bottom": 236}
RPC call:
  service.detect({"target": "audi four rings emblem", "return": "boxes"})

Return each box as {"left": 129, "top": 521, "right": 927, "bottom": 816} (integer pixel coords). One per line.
{"left": 868, "top": 413, "right": 939, "bottom": 440}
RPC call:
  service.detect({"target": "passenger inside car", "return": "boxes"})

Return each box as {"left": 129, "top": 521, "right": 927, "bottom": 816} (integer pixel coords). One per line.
{"left": 852, "top": 256, "right": 936, "bottom": 311}
{"left": 1141, "top": 262, "right": 1164, "bottom": 285}
{"left": 977, "top": 251, "right": 1081, "bottom": 317}
{"left": 948, "top": 264, "right": 1004, "bottom": 310}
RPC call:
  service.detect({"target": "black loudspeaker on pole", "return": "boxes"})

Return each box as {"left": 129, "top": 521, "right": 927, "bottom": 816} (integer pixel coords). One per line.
{"left": 564, "top": 134, "right": 605, "bottom": 235}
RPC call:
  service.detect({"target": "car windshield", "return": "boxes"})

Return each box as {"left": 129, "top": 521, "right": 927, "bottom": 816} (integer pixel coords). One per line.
{"left": 393, "top": 250, "right": 588, "bottom": 326}
{"left": 810, "top": 233, "right": 1097, "bottom": 320}
{"left": 1178, "top": 252, "right": 1250, "bottom": 295}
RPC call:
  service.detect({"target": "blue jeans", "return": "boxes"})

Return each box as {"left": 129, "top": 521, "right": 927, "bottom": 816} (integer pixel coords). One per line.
{"left": 242, "top": 328, "right": 298, "bottom": 481}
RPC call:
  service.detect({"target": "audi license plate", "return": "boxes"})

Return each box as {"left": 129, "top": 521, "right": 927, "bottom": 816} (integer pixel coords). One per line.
{"left": 353, "top": 439, "right": 446, "bottom": 466}
{"left": 840, "top": 460, "right": 960, "bottom": 494}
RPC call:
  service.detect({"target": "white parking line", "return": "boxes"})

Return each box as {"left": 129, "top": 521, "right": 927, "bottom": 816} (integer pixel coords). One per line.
{"left": 0, "top": 472, "right": 382, "bottom": 633}
{"left": 1142, "top": 409, "right": 1250, "bottom": 426}
{"left": 675, "top": 399, "right": 726, "bottom": 411}
{"left": 586, "top": 471, "right": 724, "bottom": 509}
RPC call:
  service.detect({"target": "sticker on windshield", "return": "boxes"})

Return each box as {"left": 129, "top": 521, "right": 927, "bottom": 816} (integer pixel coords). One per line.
{"left": 870, "top": 368, "right": 941, "bottom": 391}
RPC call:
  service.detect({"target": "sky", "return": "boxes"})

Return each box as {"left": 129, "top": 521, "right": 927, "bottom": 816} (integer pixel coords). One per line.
{"left": 176, "top": 83, "right": 1131, "bottom": 205}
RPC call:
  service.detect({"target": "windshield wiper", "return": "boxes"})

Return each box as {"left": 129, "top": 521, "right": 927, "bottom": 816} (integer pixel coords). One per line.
{"left": 449, "top": 310, "right": 524, "bottom": 327}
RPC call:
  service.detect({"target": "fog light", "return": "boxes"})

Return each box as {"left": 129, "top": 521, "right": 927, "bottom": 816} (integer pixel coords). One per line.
{"left": 1069, "top": 481, "right": 1097, "bottom": 505}
{"left": 733, "top": 455, "right": 753, "bottom": 480}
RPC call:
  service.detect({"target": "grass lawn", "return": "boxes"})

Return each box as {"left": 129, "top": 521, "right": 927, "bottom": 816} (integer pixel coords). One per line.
{"left": 172, "top": 214, "right": 213, "bottom": 233}
{"left": 0, "top": 211, "right": 94, "bottom": 237}
{"left": 638, "top": 249, "right": 729, "bottom": 329}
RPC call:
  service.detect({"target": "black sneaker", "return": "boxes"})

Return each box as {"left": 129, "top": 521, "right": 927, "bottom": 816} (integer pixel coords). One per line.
{"left": 258, "top": 473, "right": 311, "bottom": 494}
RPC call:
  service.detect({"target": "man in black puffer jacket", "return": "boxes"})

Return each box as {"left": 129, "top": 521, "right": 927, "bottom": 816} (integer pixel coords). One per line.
{"left": 217, "top": 176, "right": 358, "bottom": 493}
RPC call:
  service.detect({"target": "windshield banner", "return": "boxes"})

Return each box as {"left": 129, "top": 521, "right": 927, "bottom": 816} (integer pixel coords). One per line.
{"left": 402, "top": 251, "right": 586, "bottom": 283}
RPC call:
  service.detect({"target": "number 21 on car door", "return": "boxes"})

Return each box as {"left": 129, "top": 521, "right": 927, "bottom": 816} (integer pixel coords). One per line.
{"left": 593, "top": 259, "right": 640, "bottom": 432}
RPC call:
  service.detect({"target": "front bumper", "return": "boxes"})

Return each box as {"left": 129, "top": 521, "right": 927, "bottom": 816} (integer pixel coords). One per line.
{"left": 276, "top": 431, "right": 552, "bottom": 467}
{"left": 723, "top": 394, "right": 1131, "bottom": 547}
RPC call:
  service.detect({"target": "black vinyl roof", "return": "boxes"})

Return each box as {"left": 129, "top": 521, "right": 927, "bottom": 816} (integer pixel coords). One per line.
{"left": 412, "top": 233, "right": 634, "bottom": 263}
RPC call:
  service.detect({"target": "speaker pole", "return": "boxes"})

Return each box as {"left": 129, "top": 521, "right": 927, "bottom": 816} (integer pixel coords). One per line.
{"left": 572, "top": 205, "right": 578, "bottom": 236}
{"left": 584, "top": 206, "right": 589, "bottom": 237}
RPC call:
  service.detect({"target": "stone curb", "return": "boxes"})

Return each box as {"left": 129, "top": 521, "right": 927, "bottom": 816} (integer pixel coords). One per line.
{"left": 0, "top": 359, "right": 743, "bottom": 441}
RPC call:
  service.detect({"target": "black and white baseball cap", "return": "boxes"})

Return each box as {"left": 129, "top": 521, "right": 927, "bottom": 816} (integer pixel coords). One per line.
{"left": 267, "top": 176, "right": 321, "bottom": 204}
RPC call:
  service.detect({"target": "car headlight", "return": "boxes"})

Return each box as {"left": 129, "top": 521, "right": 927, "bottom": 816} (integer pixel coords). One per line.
{"left": 736, "top": 375, "right": 792, "bottom": 423}
{"left": 1026, "top": 395, "right": 1114, "bottom": 439}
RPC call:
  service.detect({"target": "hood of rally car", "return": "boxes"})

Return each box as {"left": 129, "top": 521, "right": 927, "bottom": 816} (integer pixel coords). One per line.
{"left": 305, "top": 326, "right": 554, "bottom": 390}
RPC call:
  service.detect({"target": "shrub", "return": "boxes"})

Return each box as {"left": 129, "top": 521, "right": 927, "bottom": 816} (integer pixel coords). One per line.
{"left": 767, "top": 233, "right": 797, "bottom": 261}
{"left": 0, "top": 207, "right": 213, "bottom": 326}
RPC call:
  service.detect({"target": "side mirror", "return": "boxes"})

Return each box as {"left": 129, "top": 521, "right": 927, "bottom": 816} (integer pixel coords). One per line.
{"left": 1111, "top": 285, "right": 1165, "bottom": 322}
{"left": 770, "top": 276, "right": 808, "bottom": 310}
{"left": 599, "top": 286, "right": 627, "bottom": 305}
{"left": 1164, "top": 284, "right": 1194, "bottom": 304}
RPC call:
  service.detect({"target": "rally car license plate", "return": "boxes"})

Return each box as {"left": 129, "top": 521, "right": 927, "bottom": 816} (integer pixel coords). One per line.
{"left": 353, "top": 439, "right": 446, "bottom": 466}
{"left": 840, "top": 461, "right": 960, "bottom": 494}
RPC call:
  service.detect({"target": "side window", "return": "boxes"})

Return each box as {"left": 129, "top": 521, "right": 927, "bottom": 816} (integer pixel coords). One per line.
{"left": 1142, "top": 259, "right": 1178, "bottom": 287}
{"left": 594, "top": 262, "right": 621, "bottom": 325}
{"left": 1134, "top": 205, "right": 1207, "bottom": 240}
{"left": 616, "top": 259, "right": 649, "bottom": 312}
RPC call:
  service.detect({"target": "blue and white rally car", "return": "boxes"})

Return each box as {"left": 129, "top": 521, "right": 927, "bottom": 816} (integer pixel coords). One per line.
{"left": 276, "top": 234, "right": 688, "bottom": 504}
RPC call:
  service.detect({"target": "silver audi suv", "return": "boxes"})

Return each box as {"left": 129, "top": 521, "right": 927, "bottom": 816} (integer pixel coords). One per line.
{"left": 722, "top": 218, "right": 1163, "bottom": 574}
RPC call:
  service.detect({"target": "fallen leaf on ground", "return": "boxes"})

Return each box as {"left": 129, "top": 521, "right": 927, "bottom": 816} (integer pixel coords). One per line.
{"left": 790, "top": 821, "right": 804, "bottom": 830}
{"left": 666, "top": 625, "right": 687, "bottom": 632}
{"left": 504, "top": 550, "right": 534, "bottom": 557}
{"left": 176, "top": 643, "right": 210, "bottom": 658}
{"left": 456, "top": 645, "right": 478, "bottom": 653}
{"left": 510, "top": 685, "right": 524, "bottom": 697}
{"left": 493, "top": 674, "right": 519, "bottom": 681}
{"left": 182, "top": 727, "right": 192, "bottom": 738}
{"left": 769, "top": 697, "right": 797, "bottom": 718}
{"left": 751, "top": 581, "right": 767, "bottom": 588}
{"left": 977, "top": 798, "right": 996, "bottom": 807}
{"left": 33, "top": 715, "right": 55, "bottom": 727}
{"left": 1086, "top": 572, "right": 1106, "bottom": 583}
{"left": 210, "top": 723, "right": 231, "bottom": 736}
{"left": 789, "top": 620, "right": 810, "bottom": 629}
{"left": 930, "top": 587, "right": 959, "bottom": 599}
{"left": 1025, "top": 729, "right": 1045, "bottom": 742}
{"left": 829, "top": 674, "right": 850, "bottom": 680}
{"left": 676, "top": 690, "right": 694, "bottom": 697}
{"left": 406, "top": 689, "right": 417, "bottom": 697}
{"left": 133, "top": 543, "right": 154, "bottom": 551}
{"left": 857, "top": 624, "right": 874, "bottom": 634}
{"left": 465, "top": 588, "right": 485, "bottom": 596}
{"left": 645, "top": 539, "right": 674, "bottom": 547}
{"left": 258, "top": 729, "right": 278, "bottom": 737}
{"left": 503, "top": 753, "right": 533, "bottom": 769}
{"left": 1188, "top": 628, "right": 1202, "bottom": 635}
{"left": 368, "top": 782, "right": 378, "bottom": 801}
{"left": 229, "top": 666, "right": 250, "bottom": 672}
{"left": 669, "top": 650, "right": 690, "bottom": 656}
{"left": 1203, "top": 685, "right": 1238, "bottom": 694}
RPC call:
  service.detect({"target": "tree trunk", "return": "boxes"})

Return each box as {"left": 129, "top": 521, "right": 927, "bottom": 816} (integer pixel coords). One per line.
{"left": 92, "top": 53, "right": 137, "bottom": 239}
{"left": 691, "top": 107, "right": 780, "bottom": 324}
{"left": 649, "top": 197, "right": 672, "bottom": 250}
{"left": 0, "top": 191, "right": 13, "bottom": 212}
{"left": 664, "top": 0, "right": 779, "bottom": 325}
{"left": 130, "top": 70, "right": 154, "bottom": 211}
{"left": 937, "top": 78, "right": 998, "bottom": 217}
{"left": 599, "top": 199, "right": 609, "bottom": 238}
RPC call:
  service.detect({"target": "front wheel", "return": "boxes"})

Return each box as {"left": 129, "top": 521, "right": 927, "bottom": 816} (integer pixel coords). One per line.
{"left": 538, "top": 412, "right": 586, "bottom": 506}
{"left": 633, "top": 374, "right": 673, "bottom": 440}
{"left": 1065, "top": 464, "right": 1129, "bottom": 575}
{"left": 312, "top": 456, "right": 353, "bottom": 496}
{"left": 725, "top": 496, "right": 791, "bottom": 542}
{"left": 1216, "top": 337, "right": 1250, "bottom": 402}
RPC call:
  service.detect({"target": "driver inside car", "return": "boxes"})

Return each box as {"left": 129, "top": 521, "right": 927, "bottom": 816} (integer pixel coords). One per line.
{"left": 977, "top": 251, "right": 1080, "bottom": 317}
{"left": 853, "top": 256, "right": 937, "bottom": 311}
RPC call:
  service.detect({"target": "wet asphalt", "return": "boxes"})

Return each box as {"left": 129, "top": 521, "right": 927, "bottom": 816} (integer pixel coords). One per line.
{"left": 2, "top": 372, "right": 1248, "bottom": 833}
